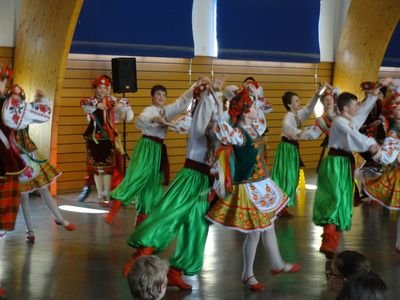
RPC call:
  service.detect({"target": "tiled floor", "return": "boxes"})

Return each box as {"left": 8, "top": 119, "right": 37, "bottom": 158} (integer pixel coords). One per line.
{"left": 1, "top": 171, "right": 399, "bottom": 299}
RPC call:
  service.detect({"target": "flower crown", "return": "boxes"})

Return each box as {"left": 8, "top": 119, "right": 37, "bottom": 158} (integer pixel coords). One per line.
{"left": 360, "top": 81, "right": 377, "bottom": 91}
{"left": 7, "top": 84, "right": 26, "bottom": 100}
{"left": 92, "top": 75, "right": 111, "bottom": 88}
{"left": 383, "top": 92, "right": 400, "bottom": 118}
{"left": 228, "top": 87, "right": 253, "bottom": 123}
{"left": 0, "top": 65, "right": 14, "bottom": 81}
{"left": 193, "top": 83, "right": 209, "bottom": 100}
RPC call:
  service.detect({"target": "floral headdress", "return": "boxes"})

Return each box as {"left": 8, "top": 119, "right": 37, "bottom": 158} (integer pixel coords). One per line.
{"left": 0, "top": 65, "right": 13, "bottom": 81}
{"left": 7, "top": 84, "right": 26, "bottom": 100}
{"left": 243, "top": 79, "right": 260, "bottom": 89}
{"left": 92, "top": 75, "right": 111, "bottom": 88}
{"left": 382, "top": 92, "right": 400, "bottom": 119}
{"left": 193, "top": 83, "right": 209, "bottom": 101}
{"left": 360, "top": 81, "right": 377, "bottom": 91}
{"left": 228, "top": 87, "right": 253, "bottom": 123}
{"left": 321, "top": 88, "right": 338, "bottom": 102}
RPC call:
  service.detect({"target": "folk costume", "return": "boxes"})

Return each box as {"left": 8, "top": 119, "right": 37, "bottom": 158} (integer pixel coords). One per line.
{"left": 313, "top": 92, "right": 379, "bottom": 259}
{"left": 362, "top": 84, "right": 400, "bottom": 252}
{"left": 8, "top": 85, "right": 75, "bottom": 242}
{"left": 271, "top": 92, "right": 319, "bottom": 208}
{"left": 301, "top": 89, "right": 339, "bottom": 172}
{"left": 106, "top": 85, "right": 194, "bottom": 225}
{"left": 0, "top": 72, "right": 52, "bottom": 296}
{"left": 81, "top": 75, "right": 133, "bottom": 204}
{"left": 122, "top": 81, "right": 222, "bottom": 290}
{"left": 206, "top": 86, "right": 300, "bottom": 291}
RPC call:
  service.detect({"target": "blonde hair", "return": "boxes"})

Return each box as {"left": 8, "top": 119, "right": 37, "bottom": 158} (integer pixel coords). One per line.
{"left": 128, "top": 256, "right": 169, "bottom": 300}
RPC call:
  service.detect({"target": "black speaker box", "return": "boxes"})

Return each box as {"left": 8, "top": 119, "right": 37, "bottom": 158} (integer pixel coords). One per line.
{"left": 111, "top": 57, "right": 137, "bottom": 93}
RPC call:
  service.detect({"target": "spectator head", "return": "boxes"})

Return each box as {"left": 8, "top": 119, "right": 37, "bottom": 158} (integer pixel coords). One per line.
{"left": 127, "top": 255, "right": 169, "bottom": 300}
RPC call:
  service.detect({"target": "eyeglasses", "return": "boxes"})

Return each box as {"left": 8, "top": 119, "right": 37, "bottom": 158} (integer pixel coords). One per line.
{"left": 325, "top": 270, "right": 342, "bottom": 280}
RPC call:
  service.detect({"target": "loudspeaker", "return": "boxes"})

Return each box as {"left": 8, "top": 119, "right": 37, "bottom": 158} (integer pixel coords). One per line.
{"left": 111, "top": 57, "right": 137, "bottom": 93}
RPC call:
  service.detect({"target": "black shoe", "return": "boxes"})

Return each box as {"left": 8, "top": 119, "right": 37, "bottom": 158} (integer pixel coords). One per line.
{"left": 77, "top": 186, "right": 91, "bottom": 202}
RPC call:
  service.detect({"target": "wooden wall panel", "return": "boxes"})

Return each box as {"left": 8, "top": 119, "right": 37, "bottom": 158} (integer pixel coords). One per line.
{"left": 333, "top": 0, "right": 400, "bottom": 97}
{"left": 56, "top": 53, "right": 333, "bottom": 193}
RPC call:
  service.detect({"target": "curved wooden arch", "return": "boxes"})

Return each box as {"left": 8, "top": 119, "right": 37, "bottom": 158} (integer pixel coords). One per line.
{"left": 12, "top": 0, "right": 83, "bottom": 193}
{"left": 333, "top": 0, "right": 400, "bottom": 96}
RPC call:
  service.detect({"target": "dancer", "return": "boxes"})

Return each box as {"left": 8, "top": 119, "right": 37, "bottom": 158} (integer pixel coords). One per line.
{"left": 120, "top": 76, "right": 224, "bottom": 290}
{"left": 77, "top": 75, "right": 128, "bottom": 202}
{"left": 301, "top": 86, "right": 339, "bottom": 172}
{"left": 312, "top": 79, "right": 390, "bottom": 259}
{"left": 361, "top": 79, "right": 400, "bottom": 253}
{"left": 271, "top": 84, "right": 328, "bottom": 216}
{"left": 10, "top": 85, "right": 76, "bottom": 242}
{"left": 206, "top": 84, "right": 300, "bottom": 291}
{"left": 0, "top": 68, "right": 51, "bottom": 296}
{"left": 104, "top": 83, "right": 195, "bottom": 225}
{"left": 81, "top": 75, "right": 133, "bottom": 205}
{"left": 359, "top": 82, "right": 387, "bottom": 175}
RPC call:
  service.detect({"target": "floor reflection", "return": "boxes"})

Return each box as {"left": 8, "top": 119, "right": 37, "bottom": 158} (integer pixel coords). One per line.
{"left": 1, "top": 170, "right": 399, "bottom": 299}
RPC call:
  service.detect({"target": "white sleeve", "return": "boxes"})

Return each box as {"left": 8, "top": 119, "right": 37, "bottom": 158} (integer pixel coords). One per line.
{"left": 300, "top": 125, "right": 323, "bottom": 140}
{"left": 297, "top": 95, "right": 318, "bottom": 121}
{"left": 214, "top": 117, "right": 244, "bottom": 146}
{"left": 282, "top": 113, "right": 302, "bottom": 136}
{"left": 336, "top": 120, "right": 377, "bottom": 152}
{"left": 353, "top": 94, "right": 378, "bottom": 129}
{"left": 164, "top": 85, "right": 195, "bottom": 120}
{"left": 379, "top": 133, "right": 400, "bottom": 165}
{"left": 251, "top": 109, "right": 267, "bottom": 136}
{"left": 80, "top": 98, "right": 97, "bottom": 114}
{"left": 169, "top": 115, "right": 192, "bottom": 134}
{"left": 136, "top": 106, "right": 156, "bottom": 130}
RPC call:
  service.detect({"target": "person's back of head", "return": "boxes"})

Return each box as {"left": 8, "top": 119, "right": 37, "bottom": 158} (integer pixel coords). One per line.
{"left": 127, "top": 255, "right": 169, "bottom": 300}
{"left": 334, "top": 250, "right": 371, "bottom": 280}
{"left": 336, "top": 271, "right": 387, "bottom": 300}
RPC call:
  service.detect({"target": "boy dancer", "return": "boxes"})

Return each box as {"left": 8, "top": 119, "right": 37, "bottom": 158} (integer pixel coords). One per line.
{"left": 313, "top": 79, "right": 390, "bottom": 259}
{"left": 104, "top": 84, "right": 194, "bottom": 225}
{"left": 121, "top": 76, "right": 224, "bottom": 290}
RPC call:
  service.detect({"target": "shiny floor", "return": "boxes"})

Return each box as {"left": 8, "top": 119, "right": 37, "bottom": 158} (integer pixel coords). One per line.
{"left": 2, "top": 171, "right": 400, "bottom": 300}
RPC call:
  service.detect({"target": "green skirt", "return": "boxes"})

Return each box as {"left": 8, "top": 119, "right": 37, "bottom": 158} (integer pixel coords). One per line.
{"left": 312, "top": 156, "right": 353, "bottom": 231}
{"left": 271, "top": 142, "right": 300, "bottom": 206}
{"left": 129, "top": 167, "right": 210, "bottom": 275}
{"left": 109, "top": 137, "right": 163, "bottom": 214}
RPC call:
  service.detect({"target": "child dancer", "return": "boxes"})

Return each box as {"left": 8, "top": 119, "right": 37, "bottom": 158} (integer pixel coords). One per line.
{"left": 301, "top": 87, "right": 339, "bottom": 171}
{"left": 271, "top": 86, "right": 325, "bottom": 216}
{"left": 120, "top": 76, "right": 224, "bottom": 290}
{"left": 104, "top": 83, "right": 195, "bottom": 225}
{"left": 0, "top": 68, "right": 53, "bottom": 297}
{"left": 81, "top": 75, "right": 133, "bottom": 205}
{"left": 312, "top": 79, "right": 391, "bottom": 259}
{"left": 206, "top": 84, "right": 300, "bottom": 291}
{"left": 362, "top": 79, "right": 400, "bottom": 253}
{"left": 10, "top": 85, "right": 76, "bottom": 243}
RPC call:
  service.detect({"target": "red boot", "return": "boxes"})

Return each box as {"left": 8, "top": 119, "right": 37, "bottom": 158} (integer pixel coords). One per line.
{"left": 0, "top": 287, "right": 5, "bottom": 298}
{"left": 103, "top": 200, "right": 122, "bottom": 224}
{"left": 122, "top": 247, "right": 155, "bottom": 277}
{"left": 167, "top": 267, "right": 192, "bottom": 290}
{"left": 319, "top": 224, "right": 340, "bottom": 259}
{"left": 278, "top": 207, "right": 294, "bottom": 218}
{"left": 135, "top": 213, "right": 148, "bottom": 228}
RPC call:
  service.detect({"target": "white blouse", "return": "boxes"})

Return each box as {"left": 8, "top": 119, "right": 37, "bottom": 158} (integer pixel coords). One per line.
{"left": 281, "top": 95, "right": 319, "bottom": 139}
{"left": 136, "top": 87, "right": 193, "bottom": 139}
